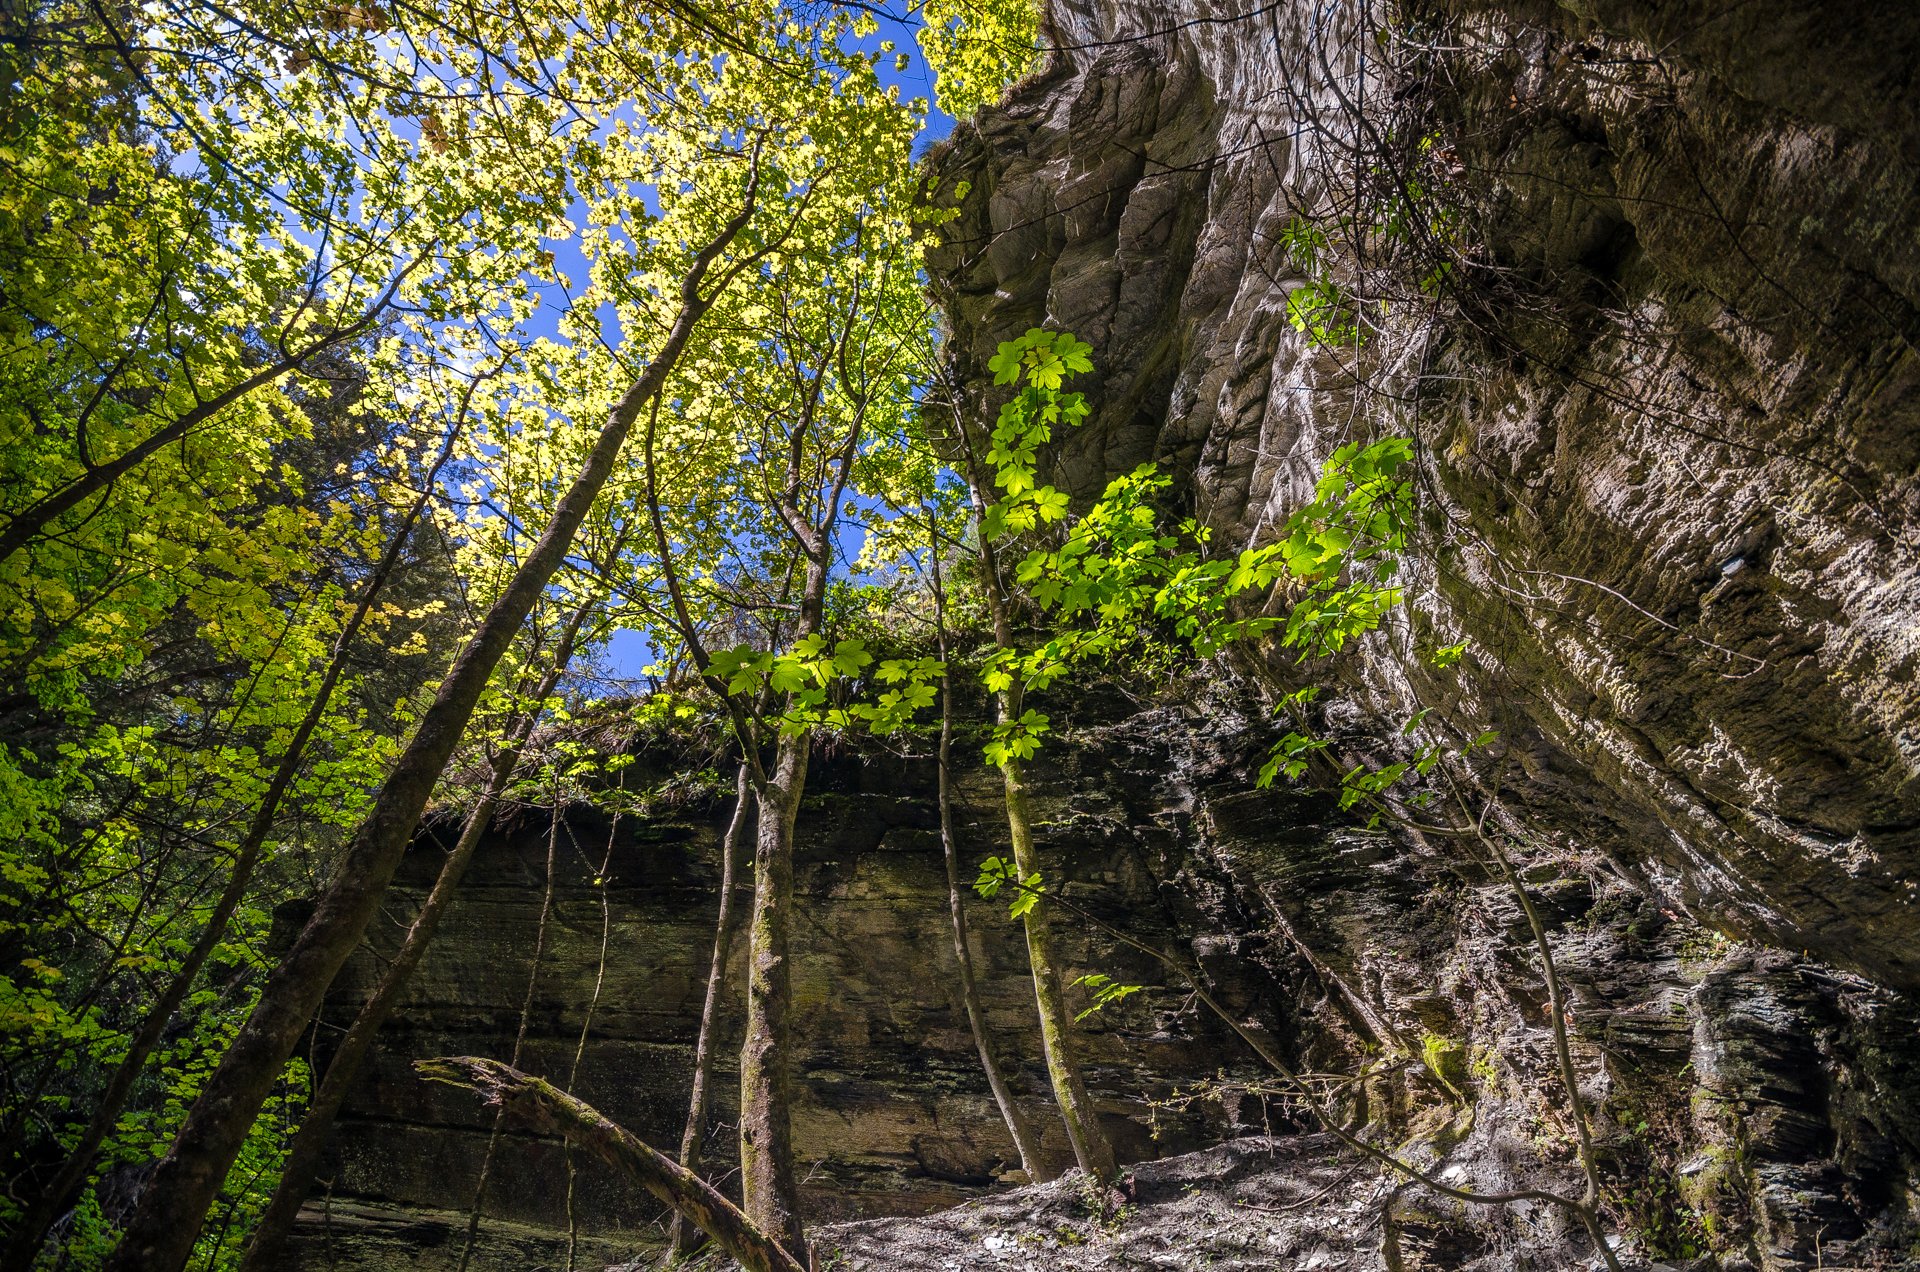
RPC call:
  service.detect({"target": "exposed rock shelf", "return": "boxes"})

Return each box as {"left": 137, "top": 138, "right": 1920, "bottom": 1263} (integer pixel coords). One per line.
{"left": 811, "top": 1136, "right": 1393, "bottom": 1272}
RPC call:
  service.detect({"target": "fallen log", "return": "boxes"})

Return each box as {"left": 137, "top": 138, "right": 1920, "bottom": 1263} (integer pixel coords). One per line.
{"left": 415, "top": 1056, "right": 806, "bottom": 1272}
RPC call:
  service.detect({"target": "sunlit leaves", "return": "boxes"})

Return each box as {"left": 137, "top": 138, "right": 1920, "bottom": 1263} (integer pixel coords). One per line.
{"left": 1070, "top": 972, "right": 1143, "bottom": 1022}
{"left": 917, "top": 0, "right": 1042, "bottom": 118}
{"left": 1257, "top": 731, "right": 1330, "bottom": 788}
{"left": 706, "top": 637, "right": 943, "bottom": 740}
{"left": 0, "top": 0, "right": 942, "bottom": 1253}
{"left": 974, "top": 854, "right": 1044, "bottom": 919}
{"left": 983, "top": 708, "right": 1049, "bottom": 766}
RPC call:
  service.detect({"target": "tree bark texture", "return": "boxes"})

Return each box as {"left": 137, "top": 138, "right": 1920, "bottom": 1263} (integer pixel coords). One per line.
{"left": 927, "top": 532, "right": 1056, "bottom": 1182}
{"left": 235, "top": 604, "right": 593, "bottom": 1272}
{"left": 946, "top": 395, "right": 1117, "bottom": 1184}
{"left": 101, "top": 199, "right": 755, "bottom": 1272}
{"left": 739, "top": 735, "right": 807, "bottom": 1258}
{"left": 415, "top": 1057, "right": 805, "bottom": 1272}
{"left": 997, "top": 743, "right": 1117, "bottom": 1183}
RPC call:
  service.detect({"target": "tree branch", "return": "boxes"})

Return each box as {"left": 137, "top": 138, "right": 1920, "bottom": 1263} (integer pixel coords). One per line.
{"left": 415, "top": 1057, "right": 805, "bottom": 1272}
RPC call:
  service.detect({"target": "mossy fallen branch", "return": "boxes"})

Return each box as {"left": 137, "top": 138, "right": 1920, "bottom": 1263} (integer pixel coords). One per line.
{"left": 414, "top": 1056, "right": 806, "bottom": 1272}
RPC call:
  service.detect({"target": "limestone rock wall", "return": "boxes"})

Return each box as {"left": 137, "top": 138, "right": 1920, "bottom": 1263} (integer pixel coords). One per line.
{"left": 920, "top": 0, "right": 1920, "bottom": 1266}
{"left": 290, "top": 1, "right": 1920, "bottom": 1267}
{"left": 297, "top": 679, "right": 1920, "bottom": 1271}
{"left": 924, "top": 0, "right": 1920, "bottom": 991}
{"left": 288, "top": 694, "right": 1287, "bottom": 1270}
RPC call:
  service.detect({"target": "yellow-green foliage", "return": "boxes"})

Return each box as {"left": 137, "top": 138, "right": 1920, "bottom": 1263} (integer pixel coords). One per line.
{"left": 918, "top": 0, "right": 1044, "bottom": 118}
{"left": 1, "top": 0, "right": 943, "bottom": 1259}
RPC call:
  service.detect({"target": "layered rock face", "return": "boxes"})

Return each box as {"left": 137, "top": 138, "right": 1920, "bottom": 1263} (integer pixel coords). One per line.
{"left": 298, "top": 1, "right": 1920, "bottom": 1268}
{"left": 925, "top": 0, "right": 1920, "bottom": 992}
{"left": 301, "top": 685, "right": 1920, "bottom": 1270}
{"left": 919, "top": 0, "right": 1920, "bottom": 1265}
{"left": 287, "top": 697, "right": 1288, "bottom": 1270}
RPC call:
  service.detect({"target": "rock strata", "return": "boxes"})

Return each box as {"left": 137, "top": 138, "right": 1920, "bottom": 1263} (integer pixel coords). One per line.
{"left": 293, "top": 0, "right": 1920, "bottom": 1267}
{"left": 924, "top": 0, "right": 1920, "bottom": 991}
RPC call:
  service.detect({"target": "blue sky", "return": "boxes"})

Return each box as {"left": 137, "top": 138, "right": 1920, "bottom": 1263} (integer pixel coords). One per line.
{"left": 590, "top": 9, "right": 959, "bottom": 685}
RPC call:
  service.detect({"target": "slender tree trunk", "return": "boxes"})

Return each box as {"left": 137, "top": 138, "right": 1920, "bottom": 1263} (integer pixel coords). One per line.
{"left": 943, "top": 723, "right": 1061, "bottom": 1182}
{"left": 563, "top": 808, "right": 622, "bottom": 1272}
{"left": 926, "top": 525, "right": 1054, "bottom": 1182}
{"left": 942, "top": 386, "right": 1117, "bottom": 1183}
{"left": 235, "top": 602, "right": 593, "bottom": 1272}
{"left": 996, "top": 743, "right": 1116, "bottom": 1182}
{"left": 458, "top": 774, "right": 566, "bottom": 1271}
{"left": 417, "top": 1058, "right": 805, "bottom": 1272}
{"left": 0, "top": 435, "right": 454, "bottom": 1272}
{"left": 635, "top": 210, "right": 859, "bottom": 1263}
{"left": 738, "top": 736, "right": 806, "bottom": 1258}
{"left": 101, "top": 196, "right": 757, "bottom": 1272}
{"left": 668, "top": 763, "right": 756, "bottom": 1259}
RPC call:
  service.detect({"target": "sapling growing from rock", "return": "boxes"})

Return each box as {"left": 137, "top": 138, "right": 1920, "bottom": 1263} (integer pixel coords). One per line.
{"left": 959, "top": 332, "right": 1625, "bottom": 1266}
{"left": 957, "top": 328, "right": 1326, "bottom": 1182}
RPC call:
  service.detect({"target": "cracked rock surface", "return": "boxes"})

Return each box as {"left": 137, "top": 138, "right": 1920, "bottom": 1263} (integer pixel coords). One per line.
{"left": 288, "top": 1, "right": 1920, "bottom": 1267}
{"left": 925, "top": 0, "right": 1920, "bottom": 991}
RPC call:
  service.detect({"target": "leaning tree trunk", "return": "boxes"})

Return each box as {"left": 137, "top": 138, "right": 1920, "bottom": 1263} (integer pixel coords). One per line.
{"left": 101, "top": 197, "right": 758, "bottom": 1272}
{"left": 236, "top": 600, "right": 595, "bottom": 1272}
{"left": 0, "top": 429, "right": 455, "bottom": 1272}
{"left": 668, "top": 763, "right": 756, "bottom": 1259}
{"left": 417, "top": 1057, "right": 805, "bottom": 1272}
{"left": 739, "top": 734, "right": 807, "bottom": 1258}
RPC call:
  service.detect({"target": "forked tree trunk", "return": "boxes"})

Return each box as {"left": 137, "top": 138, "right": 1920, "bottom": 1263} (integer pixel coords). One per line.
{"left": 738, "top": 735, "right": 807, "bottom": 1258}
{"left": 236, "top": 602, "right": 595, "bottom": 1272}
{"left": 416, "top": 1057, "right": 804, "bottom": 1272}
{"left": 101, "top": 197, "right": 757, "bottom": 1272}
{"left": 667, "top": 762, "right": 756, "bottom": 1259}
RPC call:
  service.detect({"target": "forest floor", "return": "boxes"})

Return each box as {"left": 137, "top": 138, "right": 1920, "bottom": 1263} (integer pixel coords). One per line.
{"left": 803, "top": 1135, "right": 1392, "bottom": 1272}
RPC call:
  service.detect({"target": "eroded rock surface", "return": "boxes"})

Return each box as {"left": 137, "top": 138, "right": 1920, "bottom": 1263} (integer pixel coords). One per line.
{"left": 293, "top": 0, "right": 1920, "bottom": 1268}
{"left": 924, "top": 0, "right": 1920, "bottom": 991}
{"left": 812, "top": 1136, "right": 1393, "bottom": 1272}
{"left": 298, "top": 682, "right": 1918, "bottom": 1270}
{"left": 287, "top": 696, "right": 1288, "bottom": 1270}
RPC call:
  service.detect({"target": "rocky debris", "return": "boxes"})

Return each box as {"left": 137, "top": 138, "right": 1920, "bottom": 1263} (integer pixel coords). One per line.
{"left": 809, "top": 1136, "right": 1392, "bottom": 1272}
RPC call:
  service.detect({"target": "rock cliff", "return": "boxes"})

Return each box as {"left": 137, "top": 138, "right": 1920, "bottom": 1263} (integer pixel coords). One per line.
{"left": 924, "top": 0, "right": 1920, "bottom": 993}
{"left": 295, "top": 0, "right": 1920, "bottom": 1268}
{"left": 286, "top": 693, "right": 1290, "bottom": 1270}
{"left": 918, "top": 0, "right": 1920, "bottom": 1263}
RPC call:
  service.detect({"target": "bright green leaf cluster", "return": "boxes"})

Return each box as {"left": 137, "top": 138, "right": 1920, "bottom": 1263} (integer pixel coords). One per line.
{"left": 1071, "top": 972, "right": 1144, "bottom": 1022}
{"left": 974, "top": 854, "right": 1045, "bottom": 919}
{"left": 917, "top": 0, "right": 1043, "bottom": 118}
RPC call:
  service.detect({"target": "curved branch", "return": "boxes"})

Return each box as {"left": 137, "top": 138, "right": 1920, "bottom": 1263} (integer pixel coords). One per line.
{"left": 416, "top": 1057, "right": 805, "bottom": 1272}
